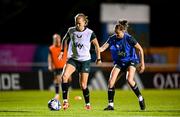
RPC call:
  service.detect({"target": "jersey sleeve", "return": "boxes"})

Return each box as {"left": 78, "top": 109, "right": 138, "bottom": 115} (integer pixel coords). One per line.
{"left": 107, "top": 37, "right": 111, "bottom": 44}
{"left": 64, "top": 30, "right": 70, "bottom": 40}
{"left": 128, "top": 36, "right": 138, "bottom": 46}
{"left": 90, "top": 32, "right": 97, "bottom": 41}
{"left": 106, "top": 37, "right": 112, "bottom": 47}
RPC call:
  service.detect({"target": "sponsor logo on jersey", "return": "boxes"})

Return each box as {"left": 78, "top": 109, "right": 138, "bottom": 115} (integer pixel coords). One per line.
{"left": 75, "top": 42, "right": 84, "bottom": 49}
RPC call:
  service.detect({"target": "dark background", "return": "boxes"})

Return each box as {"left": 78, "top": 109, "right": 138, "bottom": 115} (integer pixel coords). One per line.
{"left": 0, "top": 0, "right": 179, "bottom": 46}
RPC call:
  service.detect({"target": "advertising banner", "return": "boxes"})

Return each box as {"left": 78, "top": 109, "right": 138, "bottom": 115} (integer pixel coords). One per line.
{"left": 1, "top": 70, "right": 180, "bottom": 91}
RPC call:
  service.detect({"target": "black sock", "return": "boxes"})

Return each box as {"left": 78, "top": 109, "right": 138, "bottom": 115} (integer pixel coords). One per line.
{"left": 55, "top": 83, "right": 59, "bottom": 94}
{"left": 130, "top": 83, "right": 142, "bottom": 98}
{"left": 82, "top": 88, "right": 90, "bottom": 104}
{"left": 61, "top": 83, "right": 69, "bottom": 100}
{"left": 108, "top": 87, "right": 115, "bottom": 103}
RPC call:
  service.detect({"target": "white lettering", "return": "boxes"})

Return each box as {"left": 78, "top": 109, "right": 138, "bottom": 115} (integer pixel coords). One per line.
{"left": 172, "top": 74, "right": 179, "bottom": 88}
{"left": 153, "top": 73, "right": 164, "bottom": 89}
{"left": 1, "top": 74, "right": 11, "bottom": 90}
{"left": 153, "top": 73, "right": 180, "bottom": 89}
{"left": 0, "top": 73, "right": 21, "bottom": 90}
{"left": 165, "top": 74, "right": 174, "bottom": 88}
{"left": 12, "top": 74, "right": 21, "bottom": 90}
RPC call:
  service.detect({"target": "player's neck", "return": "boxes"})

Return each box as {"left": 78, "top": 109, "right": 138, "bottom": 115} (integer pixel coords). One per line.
{"left": 76, "top": 27, "right": 86, "bottom": 32}
{"left": 54, "top": 44, "right": 60, "bottom": 47}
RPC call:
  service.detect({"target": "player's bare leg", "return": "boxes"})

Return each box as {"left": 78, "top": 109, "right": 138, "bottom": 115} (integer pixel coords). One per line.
{"left": 127, "top": 66, "right": 146, "bottom": 110}
{"left": 79, "top": 73, "right": 91, "bottom": 110}
{"left": 61, "top": 64, "right": 75, "bottom": 110}
{"left": 54, "top": 75, "right": 61, "bottom": 100}
{"left": 104, "top": 65, "right": 120, "bottom": 111}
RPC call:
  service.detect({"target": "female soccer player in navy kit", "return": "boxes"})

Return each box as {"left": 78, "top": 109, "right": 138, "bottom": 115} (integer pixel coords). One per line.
{"left": 100, "top": 20, "right": 146, "bottom": 110}
{"left": 58, "top": 13, "right": 101, "bottom": 110}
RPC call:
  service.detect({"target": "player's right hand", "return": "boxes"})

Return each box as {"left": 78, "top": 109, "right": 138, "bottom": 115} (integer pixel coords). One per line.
{"left": 58, "top": 52, "right": 64, "bottom": 60}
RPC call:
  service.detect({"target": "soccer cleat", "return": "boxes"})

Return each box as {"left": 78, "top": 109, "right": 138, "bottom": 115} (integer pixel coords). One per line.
{"left": 62, "top": 102, "right": 69, "bottom": 110}
{"left": 104, "top": 105, "right": 114, "bottom": 111}
{"left": 139, "top": 99, "right": 146, "bottom": 110}
{"left": 84, "top": 105, "right": 91, "bottom": 110}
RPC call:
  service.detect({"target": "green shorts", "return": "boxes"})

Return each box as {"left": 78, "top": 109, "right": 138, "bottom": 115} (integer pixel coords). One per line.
{"left": 67, "top": 58, "right": 91, "bottom": 73}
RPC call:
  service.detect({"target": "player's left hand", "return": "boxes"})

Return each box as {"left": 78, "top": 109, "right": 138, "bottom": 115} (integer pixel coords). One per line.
{"left": 137, "top": 63, "right": 145, "bottom": 73}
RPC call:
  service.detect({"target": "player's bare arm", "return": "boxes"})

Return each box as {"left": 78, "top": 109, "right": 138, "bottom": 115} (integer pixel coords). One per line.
{"left": 134, "top": 43, "right": 145, "bottom": 73}
{"left": 91, "top": 38, "right": 101, "bottom": 64}
{"left": 58, "top": 33, "right": 69, "bottom": 60}
{"left": 100, "top": 42, "right": 109, "bottom": 52}
{"left": 48, "top": 53, "right": 53, "bottom": 71}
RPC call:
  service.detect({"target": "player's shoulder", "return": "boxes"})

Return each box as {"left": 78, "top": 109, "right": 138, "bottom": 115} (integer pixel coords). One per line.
{"left": 111, "top": 34, "right": 116, "bottom": 37}
{"left": 67, "top": 26, "right": 76, "bottom": 33}
{"left": 49, "top": 45, "right": 54, "bottom": 49}
{"left": 85, "top": 27, "right": 93, "bottom": 33}
{"left": 124, "top": 32, "right": 132, "bottom": 38}
{"left": 106, "top": 34, "right": 116, "bottom": 43}
{"left": 49, "top": 45, "right": 55, "bottom": 52}
{"left": 109, "top": 34, "right": 116, "bottom": 39}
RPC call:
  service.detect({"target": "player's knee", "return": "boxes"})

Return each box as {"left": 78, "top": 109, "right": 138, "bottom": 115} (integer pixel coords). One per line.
{"left": 55, "top": 75, "right": 61, "bottom": 83}
{"left": 80, "top": 83, "right": 87, "bottom": 90}
{"left": 54, "top": 78, "right": 60, "bottom": 84}
{"left": 108, "top": 80, "right": 114, "bottom": 88}
{"left": 62, "top": 74, "right": 69, "bottom": 82}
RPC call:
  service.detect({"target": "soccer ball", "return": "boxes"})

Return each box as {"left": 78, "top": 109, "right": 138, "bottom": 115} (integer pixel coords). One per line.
{"left": 48, "top": 99, "right": 61, "bottom": 111}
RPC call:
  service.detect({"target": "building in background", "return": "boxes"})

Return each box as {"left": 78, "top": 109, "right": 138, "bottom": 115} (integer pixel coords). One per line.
{"left": 100, "top": 3, "right": 150, "bottom": 47}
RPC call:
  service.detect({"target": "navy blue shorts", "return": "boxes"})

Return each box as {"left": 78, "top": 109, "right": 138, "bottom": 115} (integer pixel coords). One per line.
{"left": 115, "top": 61, "right": 139, "bottom": 72}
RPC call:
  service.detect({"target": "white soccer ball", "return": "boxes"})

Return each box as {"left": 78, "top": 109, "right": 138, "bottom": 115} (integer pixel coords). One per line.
{"left": 48, "top": 99, "right": 61, "bottom": 111}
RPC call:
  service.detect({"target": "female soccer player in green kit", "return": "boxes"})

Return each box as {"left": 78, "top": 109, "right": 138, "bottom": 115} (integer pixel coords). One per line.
{"left": 58, "top": 13, "right": 101, "bottom": 110}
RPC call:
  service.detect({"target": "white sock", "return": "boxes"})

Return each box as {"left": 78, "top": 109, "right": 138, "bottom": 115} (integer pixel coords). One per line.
{"left": 86, "top": 103, "right": 90, "bottom": 106}
{"left": 55, "top": 94, "right": 59, "bottom": 97}
{"left": 109, "top": 102, "right": 114, "bottom": 107}
{"left": 63, "top": 99, "right": 68, "bottom": 103}
{"left": 138, "top": 96, "right": 143, "bottom": 101}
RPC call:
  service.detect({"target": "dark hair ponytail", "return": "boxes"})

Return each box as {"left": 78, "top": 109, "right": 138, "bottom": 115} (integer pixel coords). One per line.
{"left": 118, "top": 20, "right": 128, "bottom": 30}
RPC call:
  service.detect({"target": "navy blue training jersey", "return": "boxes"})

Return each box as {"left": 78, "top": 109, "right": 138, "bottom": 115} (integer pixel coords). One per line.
{"left": 107, "top": 33, "right": 139, "bottom": 64}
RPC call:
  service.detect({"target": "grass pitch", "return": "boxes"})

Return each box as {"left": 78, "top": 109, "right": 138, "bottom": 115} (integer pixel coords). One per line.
{"left": 0, "top": 90, "right": 180, "bottom": 117}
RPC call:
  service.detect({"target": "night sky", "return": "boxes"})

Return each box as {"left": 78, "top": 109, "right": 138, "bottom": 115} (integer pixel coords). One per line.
{"left": 0, "top": 0, "right": 180, "bottom": 46}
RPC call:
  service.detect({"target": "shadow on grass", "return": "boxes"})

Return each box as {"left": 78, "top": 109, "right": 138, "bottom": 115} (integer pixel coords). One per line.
{"left": 0, "top": 110, "right": 32, "bottom": 113}
{"left": 118, "top": 110, "right": 180, "bottom": 113}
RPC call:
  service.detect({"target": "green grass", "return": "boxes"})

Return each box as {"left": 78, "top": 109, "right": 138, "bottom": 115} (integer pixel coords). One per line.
{"left": 0, "top": 90, "right": 180, "bottom": 117}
